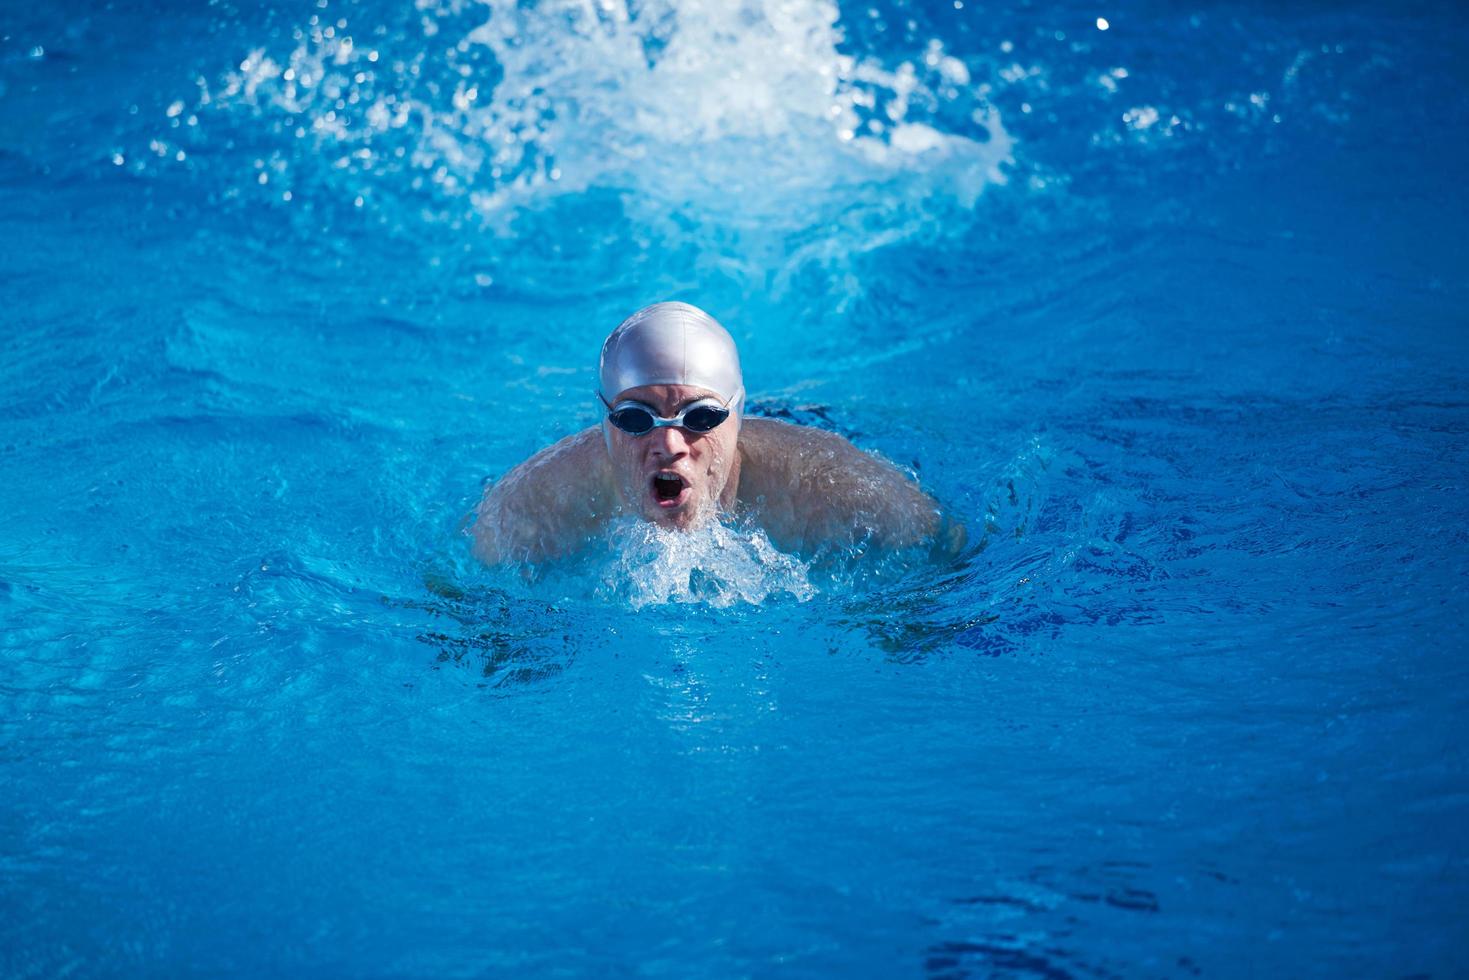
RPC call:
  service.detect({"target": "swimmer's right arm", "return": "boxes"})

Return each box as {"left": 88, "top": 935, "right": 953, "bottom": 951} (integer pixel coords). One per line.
{"left": 471, "top": 428, "right": 612, "bottom": 565}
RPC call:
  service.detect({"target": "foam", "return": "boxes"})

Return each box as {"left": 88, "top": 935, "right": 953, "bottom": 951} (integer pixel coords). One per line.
{"left": 596, "top": 518, "right": 815, "bottom": 609}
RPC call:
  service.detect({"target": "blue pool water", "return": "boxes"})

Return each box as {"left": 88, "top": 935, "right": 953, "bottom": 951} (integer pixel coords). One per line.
{"left": 3, "top": 0, "right": 1468, "bottom": 974}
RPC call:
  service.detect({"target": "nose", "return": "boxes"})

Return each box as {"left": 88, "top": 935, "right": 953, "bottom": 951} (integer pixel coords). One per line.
{"left": 647, "top": 424, "right": 690, "bottom": 460}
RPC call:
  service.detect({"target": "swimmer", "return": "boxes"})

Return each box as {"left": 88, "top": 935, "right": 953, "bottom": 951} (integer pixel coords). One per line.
{"left": 471, "top": 301, "right": 963, "bottom": 564}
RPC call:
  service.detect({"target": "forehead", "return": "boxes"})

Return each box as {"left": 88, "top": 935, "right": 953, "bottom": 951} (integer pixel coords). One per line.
{"left": 613, "top": 384, "right": 721, "bottom": 412}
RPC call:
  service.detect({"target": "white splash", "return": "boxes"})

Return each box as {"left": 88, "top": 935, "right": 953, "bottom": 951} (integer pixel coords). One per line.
{"left": 596, "top": 518, "right": 815, "bottom": 609}
{"left": 208, "top": 0, "right": 1012, "bottom": 223}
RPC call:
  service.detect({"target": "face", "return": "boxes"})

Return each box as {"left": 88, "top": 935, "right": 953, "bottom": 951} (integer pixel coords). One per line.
{"left": 603, "top": 384, "right": 742, "bottom": 530}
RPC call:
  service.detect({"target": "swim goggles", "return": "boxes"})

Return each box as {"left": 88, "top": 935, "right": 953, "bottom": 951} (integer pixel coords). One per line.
{"left": 599, "top": 393, "right": 735, "bottom": 436}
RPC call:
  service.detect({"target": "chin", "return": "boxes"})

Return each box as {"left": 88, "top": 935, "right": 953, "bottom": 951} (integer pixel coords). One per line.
{"left": 645, "top": 505, "right": 705, "bottom": 531}
{"left": 641, "top": 490, "right": 719, "bottom": 530}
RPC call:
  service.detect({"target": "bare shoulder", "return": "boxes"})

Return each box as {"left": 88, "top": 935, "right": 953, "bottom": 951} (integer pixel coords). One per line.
{"left": 738, "top": 417, "right": 907, "bottom": 490}
{"left": 471, "top": 427, "right": 615, "bottom": 564}
{"left": 737, "top": 417, "right": 953, "bottom": 552}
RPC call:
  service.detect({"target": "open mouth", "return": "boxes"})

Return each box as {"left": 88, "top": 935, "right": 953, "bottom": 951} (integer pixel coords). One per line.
{"left": 650, "top": 472, "right": 689, "bottom": 508}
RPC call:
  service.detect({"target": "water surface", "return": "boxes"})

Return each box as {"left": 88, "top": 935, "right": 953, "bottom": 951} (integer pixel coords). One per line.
{"left": 2, "top": 0, "right": 1467, "bottom": 975}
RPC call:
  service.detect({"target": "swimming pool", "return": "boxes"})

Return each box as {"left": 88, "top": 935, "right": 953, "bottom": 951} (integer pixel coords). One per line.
{"left": 3, "top": 0, "right": 1467, "bottom": 974}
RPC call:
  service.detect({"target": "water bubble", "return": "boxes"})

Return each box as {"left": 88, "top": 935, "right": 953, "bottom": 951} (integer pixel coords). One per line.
{"left": 1123, "top": 105, "right": 1159, "bottom": 130}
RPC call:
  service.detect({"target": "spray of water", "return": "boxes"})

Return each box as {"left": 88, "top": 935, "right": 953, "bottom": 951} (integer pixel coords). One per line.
{"left": 596, "top": 517, "right": 815, "bottom": 609}
{"left": 208, "top": 0, "right": 1011, "bottom": 229}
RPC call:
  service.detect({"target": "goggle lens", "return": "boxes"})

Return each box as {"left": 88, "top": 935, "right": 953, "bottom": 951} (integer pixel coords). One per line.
{"left": 607, "top": 402, "right": 730, "bottom": 436}
{"left": 681, "top": 406, "right": 729, "bottom": 432}
{"left": 608, "top": 407, "right": 656, "bottom": 435}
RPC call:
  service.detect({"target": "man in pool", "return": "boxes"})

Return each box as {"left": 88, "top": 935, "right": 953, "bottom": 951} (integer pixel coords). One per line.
{"left": 471, "top": 301, "right": 961, "bottom": 564}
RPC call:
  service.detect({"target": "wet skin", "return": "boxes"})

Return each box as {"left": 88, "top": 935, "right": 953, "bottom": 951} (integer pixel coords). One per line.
{"left": 470, "top": 386, "right": 959, "bottom": 564}
{"left": 603, "top": 384, "right": 743, "bottom": 531}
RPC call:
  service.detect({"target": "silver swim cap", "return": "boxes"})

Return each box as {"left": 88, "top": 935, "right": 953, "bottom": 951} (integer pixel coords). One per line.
{"left": 598, "top": 302, "right": 743, "bottom": 405}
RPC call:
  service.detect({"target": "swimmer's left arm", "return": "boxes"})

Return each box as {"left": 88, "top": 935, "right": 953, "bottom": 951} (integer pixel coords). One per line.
{"left": 739, "top": 419, "right": 964, "bottom": 555}
{"left": 816, "top": 439, "right": 953, "bottom": 552}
